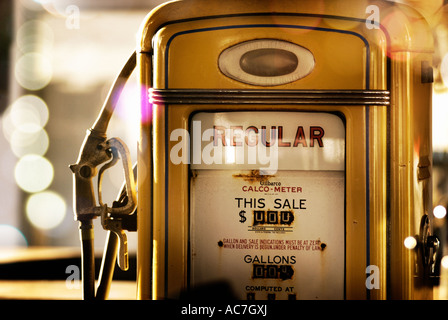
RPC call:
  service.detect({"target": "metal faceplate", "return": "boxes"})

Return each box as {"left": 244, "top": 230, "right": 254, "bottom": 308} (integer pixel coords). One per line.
{"left": 189, "top": 111, "right": 345, "bottom": 300}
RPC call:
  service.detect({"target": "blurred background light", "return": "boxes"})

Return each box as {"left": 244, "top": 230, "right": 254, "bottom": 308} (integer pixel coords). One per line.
{"left": 16, "top": 19, "right": 54, "bottom": 54}
{"left": 10, "top": 95, "right": 49, "bottom": 129}
{"left": 2, "top": 95, "right": 49, "bottom": 143}
{"left": 433, "top": 91, "right": 448, "bottom": 152}
{"left": 14, "top": 154, "right": 54, "bottom": 193}
{"left": 442, "top": 256, "right": 448, "bottom": 269}
{"left": 434, "top": 204, "right": 447, "bottom": 219}
{"left": 0, "top": 225, "right": 28, "bottom": 247}
{"left": 441, "top": 53, "right": 448, "bottom": 88}
{"left": 25, "top": 191, "right": 66, "bottom": 230}
{"left": 10, "top": 128, "right": 49, "bottom": 157}
{"left": 404, "top": 236, "right": 418, "bottom": 249}
{"left": 14, "top": 52, "right": 53, "bottom": 91}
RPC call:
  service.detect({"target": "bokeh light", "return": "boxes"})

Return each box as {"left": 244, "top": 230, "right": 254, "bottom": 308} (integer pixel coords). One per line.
{"left": 434, "top": 205, "right": 447, "bottom": 219}
{"left": 10, "top": 95, "right": 49, "bottom": 130}
{"left": 0, "top": 225, "right": 28, "bottom": 247}
{"left": 442, "top": 255, "right": 448, "bottom": 269}
{"left": 25, "top": 191, "right": 66, "bottom": 231}
{"left": 441, "top": 53, "right": 448, "bottom": 88}
{"left": 432, "top": 91, "right": 448, "bottom": 152}
{"left": 2, "top": 95, "right": 50, "bottom": 157}
{"left": 14, "top": 154, "right": 54, "bottom": 193}
{"left": 2, "top": 95, "right": 49, "bottom": 142}
{"left": 14, "top": 52, "right": 53, "bottom": 91}
{"left": 16, "top": 19, "right": 54, "bottom": 55}
{"left": 10, "top": 129, "right": 49, "bottom": 157}
{"left": 404, "top": 236, "right": 417, "bottom": 249}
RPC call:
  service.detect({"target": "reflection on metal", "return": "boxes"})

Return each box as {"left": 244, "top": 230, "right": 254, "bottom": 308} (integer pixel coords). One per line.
{"left": 219, "top": 39, "right": 315, "bottom": 86}
{"left": 150, "top": 89, "right": 391, "bottom": 105}
{"left": 240, "top": 49, "right": 298, "bottom": 77}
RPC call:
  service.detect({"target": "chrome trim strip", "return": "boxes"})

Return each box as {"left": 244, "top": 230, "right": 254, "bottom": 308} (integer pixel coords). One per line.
{"left": 150, "top": 89, "right": 390, "bottom": 105}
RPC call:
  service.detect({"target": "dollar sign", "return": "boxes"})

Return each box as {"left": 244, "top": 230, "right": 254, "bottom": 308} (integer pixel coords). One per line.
{"left": 239, "top": 210, "right": 247, "bottom": 223}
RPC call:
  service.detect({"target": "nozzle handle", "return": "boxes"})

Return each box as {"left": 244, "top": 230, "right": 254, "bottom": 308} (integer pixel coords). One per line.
{"left": 70, "top": 129, "right": 111, "bottom": 221}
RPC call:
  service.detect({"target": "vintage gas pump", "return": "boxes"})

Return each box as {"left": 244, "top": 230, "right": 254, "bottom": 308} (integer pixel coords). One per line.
{"left": 71, "top": 0, "right": 439, "bottom": 300}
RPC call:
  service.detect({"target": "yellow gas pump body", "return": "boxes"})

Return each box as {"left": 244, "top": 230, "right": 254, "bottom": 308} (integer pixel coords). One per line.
{"left": 136, "top": 0, "right": 434, "bottom": 300}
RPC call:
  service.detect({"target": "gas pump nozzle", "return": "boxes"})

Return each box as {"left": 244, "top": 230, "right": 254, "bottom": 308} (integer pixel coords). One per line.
{"left": 98, "top": 137, "right": 137, "bottom": 271}
{"left": 69, "top": 51, "right": 137, "bottom": 299}
{"left": 70, "top": 51, "right": 136, "bottom": 221}
{"left": 69, "top": 129, "right": 110, "bottom": 221}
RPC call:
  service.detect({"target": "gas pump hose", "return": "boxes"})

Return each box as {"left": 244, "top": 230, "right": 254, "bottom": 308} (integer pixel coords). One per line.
{"left": 79, "top": 220, "right": 95, "bottom": 300}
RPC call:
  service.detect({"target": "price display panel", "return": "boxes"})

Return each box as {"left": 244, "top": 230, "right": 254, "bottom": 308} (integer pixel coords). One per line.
{"left": 190, "top": 111, "right": 345, "bottom": 300}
